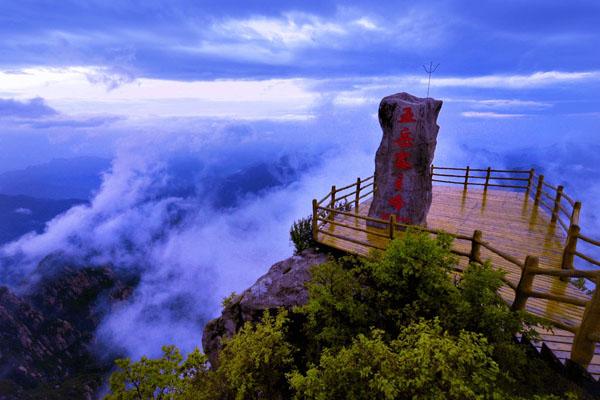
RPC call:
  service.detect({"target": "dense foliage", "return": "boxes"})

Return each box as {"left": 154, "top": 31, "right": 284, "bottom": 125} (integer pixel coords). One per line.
{"left": 105, "top": 229, "right": 589, "bottom": 399}
{"left": 289, "top": 321, "right": 502, "bottom": 400}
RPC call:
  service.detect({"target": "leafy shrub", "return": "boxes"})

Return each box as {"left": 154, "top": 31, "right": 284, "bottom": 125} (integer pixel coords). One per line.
{"left": 297, "top": 256, "right": 371, "bottom": 354}
{"left": 289, "top": 330, "right": 400, "bottom": 400}
{"left": 216, "top": 310, "right": 294, "bottom": 400}
{"left": 289, "top": 216, "right": 314, "bottom": 254}
{"left": 289, "top": 320, "right": 503, "bottom": 400}
{"left": 333, "top": 199, "right": 351, "bottom": 212}
{"left": 221, "top": 291, "right": 238, "bottom": 308}
{"left": 451, "top": 261, "right": 540, "bottom": 343}
{"left": 364, "top": 229, "right": 460, "bottom": 333}
{"left": 105, "top": 311, "right": 293, "bottom": 400}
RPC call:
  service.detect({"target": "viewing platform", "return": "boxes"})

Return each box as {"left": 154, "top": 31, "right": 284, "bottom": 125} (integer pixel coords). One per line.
{"left": 312, "top": 166, "right": 600, "bottom": 382}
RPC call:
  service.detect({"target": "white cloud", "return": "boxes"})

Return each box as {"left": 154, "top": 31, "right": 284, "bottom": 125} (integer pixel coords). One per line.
{"left": 354, "top": 17, "right": 379, "bottom": 31}
{"left": 0, "top": 67, "right": 319, "bottom": 120}
{"left": 333, "top": 94, "right": 376, "bottom": 107}
{"left": 196, "top": 8, "right": 446, "bottom": 64}
{"left": 444, "top": 97, "right": 552, "bottom": 109}
{"left": 474, "top": 99, "right": 551, "bottom": 108}
{"left": 430, "top": 71, "right": 600, "bottom": 89}
{"left": 4, "top": 66, "right": 597, "bottom": 124}
{"left": 180, "top": 41, "right": 294, "bottom": 65}
{"left": 216, "top": 13, "right": 347, "bottom": 47}
{"left": 461, "top": 111, "right": 527, "bottom": 119}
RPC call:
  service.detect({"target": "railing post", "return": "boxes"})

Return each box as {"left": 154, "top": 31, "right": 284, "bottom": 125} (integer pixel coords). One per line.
{"left": 571, "top": 201, "right": 582, "bottom": 226}
{"left": 469, "top": 230, "right": 482, "bottom": 264}
{"left": 570, "top": 277, "right": 600, "bottom": 368}
{"left": 561, "top": 224, "right": 580, "bottom": 271}
{"left": 355, "top": 177, "right": 361, "bottom": 214}
{"left": 563, "top": 203, "right": 582, "bottom": 279}
{"left": 551, "top": 185, "right": 564, "bottom": 223}
{"left": 526, "top": 168, "right": 535, "bottom": 197}
{"left": 389, "top": 214, "right": 396, "bottom": 240}
{"left": 534, "top": 175, "right": 544, "bottom": 206}
{"left": 511, "top": 255, "right": 538, "bottom": 311}
{"left": 329, "top": 185, "right": 336, "bottom": 221}
{"left": 312, "top": 199, "right": 319, "bottom": 240}
{"left": 430, "top": 164, "right": 434, "bottom": 178}
{"left": 484, "top": 167, "right": 491, "bottom": 191}
{"left": 463, "top": 166, "right": 470, "bottom": 191}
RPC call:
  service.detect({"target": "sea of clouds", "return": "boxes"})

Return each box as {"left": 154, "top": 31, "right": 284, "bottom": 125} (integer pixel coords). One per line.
{"left": 0, "top": 109, "right": 381, "bottom": 359}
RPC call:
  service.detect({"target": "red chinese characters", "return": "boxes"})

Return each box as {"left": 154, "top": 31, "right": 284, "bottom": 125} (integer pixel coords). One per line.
{"left": 394, "top": 151, "right": 411, "bottom": 170}
{"left": 380, "top": 107, "right": 417, "bottom": 222}
{"left": 394, "top": 128, "right": 414, "bottom": 148}
{"left": 388, "top": 195, "right": 404, "bottom": 211}
{"left": 394, "top": 174, "right": 404, "bottom": 190}
{"left": 398, "top": 107, "right": 416, "bottom": 123}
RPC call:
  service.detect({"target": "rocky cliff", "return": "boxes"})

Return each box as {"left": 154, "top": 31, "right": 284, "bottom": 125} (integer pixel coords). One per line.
{"left": 202, "top": 249, "right": 328, "bottom": 367}
{"left": 0, "top": 255, "right": 134, "bottom": 399}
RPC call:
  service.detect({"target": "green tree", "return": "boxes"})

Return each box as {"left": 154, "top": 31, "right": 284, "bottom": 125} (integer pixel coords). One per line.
{"left": 105, "top": 346, "right": 207, "bottom": 400}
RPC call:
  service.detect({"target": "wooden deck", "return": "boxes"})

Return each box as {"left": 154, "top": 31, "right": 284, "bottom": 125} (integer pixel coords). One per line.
{"left": 315, "top": 186, "right": 600, "bottom": 379}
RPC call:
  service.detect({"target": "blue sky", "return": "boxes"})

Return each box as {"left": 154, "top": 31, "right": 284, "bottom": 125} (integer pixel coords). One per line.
{"left": 1, "top": 1, "right": 599, "bottom": 164}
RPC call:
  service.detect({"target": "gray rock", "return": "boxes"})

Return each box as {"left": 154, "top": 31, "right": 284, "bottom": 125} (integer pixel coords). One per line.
{"left": 201, "top": 249, "right": 328, "bottom": 368}
{"left": 367, "top": 92, "right": 442, "bottom": 229}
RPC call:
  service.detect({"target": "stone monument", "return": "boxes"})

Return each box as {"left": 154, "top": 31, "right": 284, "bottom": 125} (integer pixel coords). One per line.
{"left": 367, "top": 92, "right": 443, "bottom": 229}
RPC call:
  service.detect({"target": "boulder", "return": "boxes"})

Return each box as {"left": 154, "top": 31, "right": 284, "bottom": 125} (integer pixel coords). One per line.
{"left": 202, "top": 249, "right": 328, "bottom": 368}
{"left": 367, "top": 92, "right": 442, "bottom": 229}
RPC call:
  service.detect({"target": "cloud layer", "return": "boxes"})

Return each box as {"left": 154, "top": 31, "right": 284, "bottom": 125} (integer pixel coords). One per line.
{"left": 2, "top": 1, "right": 599, "bottom": 79}
{"left": 0, "top": 114, "right": 379, "bottom": 359}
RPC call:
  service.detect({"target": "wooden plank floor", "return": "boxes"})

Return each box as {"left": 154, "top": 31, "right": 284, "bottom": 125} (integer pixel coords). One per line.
{"left": 316, "top": 185, "right": 600, "bottom": 379}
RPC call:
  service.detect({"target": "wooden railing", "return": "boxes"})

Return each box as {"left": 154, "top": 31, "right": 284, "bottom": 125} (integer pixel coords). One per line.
{"left": 430, "top": 166, "right": 599, "bottom": 276}
{"left": 431, "top": 165, "right": 534, "bottom": 192}
{"left": 312, "top": 167, "right": 600, "bottom": 369}
{"left": 532, "top": 173, "right": 581, "bottom": 236}
{"left": 529, "top": 174, "right": 600, "bottom": 282}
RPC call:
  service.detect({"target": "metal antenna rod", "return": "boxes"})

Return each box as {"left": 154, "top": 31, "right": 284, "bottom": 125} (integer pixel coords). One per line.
{"left": 422, "top": 61, "right": 440, "bottom": 98}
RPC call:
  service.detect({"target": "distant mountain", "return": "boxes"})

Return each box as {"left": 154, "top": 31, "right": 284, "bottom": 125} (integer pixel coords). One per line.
{"left": 0, "top": 157, "right": 110, "bottom": 200}
{"left": 208, "top": 154, "right": 315, "bottom": 208}
{"left": 0, "top": 194, "right": 85, "bottom": 245}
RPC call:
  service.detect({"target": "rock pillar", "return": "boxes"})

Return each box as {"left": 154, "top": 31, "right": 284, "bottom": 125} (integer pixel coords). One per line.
{"left": 367, "top": 92, "right": 442, "bottom": 229}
